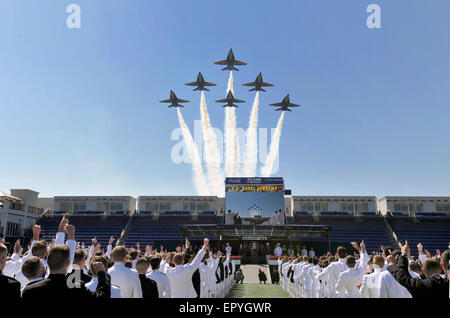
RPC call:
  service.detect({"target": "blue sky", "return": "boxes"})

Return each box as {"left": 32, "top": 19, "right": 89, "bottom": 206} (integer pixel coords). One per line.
{"left": 0, "top": 0, "right": 449, "bottom": 198}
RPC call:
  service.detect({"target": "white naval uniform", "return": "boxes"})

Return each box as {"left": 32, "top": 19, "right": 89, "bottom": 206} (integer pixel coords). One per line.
{"left": 299, "top": 263, "right": 314, "bottom": 298}
{"left": 108, "top": 262, "right": 143, "bottom": 298}
{"left": 334, "top": 251, "right": 370, "bottom": 298}
{"left": 166, "top": 247, "right": 206, "bottom": 298}
{"left": 359, "top": 267, "right": 385, "bottom": 298}
{"left": 377, "top": 270, "right": 413, "bottom": 298}
{"left": 146, "top": 269, "right": 172, "bottom": 298}
{"left": 199, "top": 263, "right": 214, "bottom": 298}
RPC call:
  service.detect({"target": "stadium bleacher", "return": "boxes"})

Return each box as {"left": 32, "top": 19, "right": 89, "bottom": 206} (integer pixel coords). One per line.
{"left": 290, "top": 214, "right": 396, "bottom": 253}
{"left": 387, "top": 216, "right": 450, "bottom": 255}
{"left": 38, "top": 215, "right": 128, "bottom": 247}
{"left": 37, "top": 210, "right": 449, "bottom": 257}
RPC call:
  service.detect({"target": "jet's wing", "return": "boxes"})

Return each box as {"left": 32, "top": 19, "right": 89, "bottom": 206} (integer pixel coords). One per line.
{"left": 288, "top": 103, "right": 300, "bottom": 107}
{"left": 233, "top": 98, "right": 245, "bottom": 103}
{"left": 216, "top": 98, "right": 228, "bottom": 103}
{"left": 177, "top": 99, "right": 190, "bottom": 103}
{"left": 160, "top": 99, "right": 172, "bottom": 103}
{"left": 214, "top": 60, "right": 228, "bottom": 65}
{"left": 185, "top": 81, "right": 198, "bottom": 86}
{"left": 204, "top": 82, "right": 216, "bottom": 86}
{"left": 242, "top": 82, "right": 256, "bottom": 86}
{"left": 269, "top": 102, "right": 283, "bottom": 106}
{"left": 261, "top": 82, "right": 274, "bottom": 87}
{"left": 233, "top": 60, "right": 247, "bottom": 65}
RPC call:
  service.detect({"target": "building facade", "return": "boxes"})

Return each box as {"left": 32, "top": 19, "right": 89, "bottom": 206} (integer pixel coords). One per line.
{"left": 290, "top": 196, "right": 378, "bottom": 216}
{"left": 378, "top": 196, "right": 450, "bottom": 216}
{"left": 53, "top": 196, "right": 137, "bottom": 215}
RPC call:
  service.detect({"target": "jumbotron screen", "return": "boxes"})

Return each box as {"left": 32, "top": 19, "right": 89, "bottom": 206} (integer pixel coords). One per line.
{"left": 224, "top": 177, "right": 285, "bottom": 225}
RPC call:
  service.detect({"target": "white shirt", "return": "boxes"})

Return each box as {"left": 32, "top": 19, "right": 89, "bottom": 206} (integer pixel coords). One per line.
{"left": 108, "top": 262, "right": 143, "bottom": 298}
{"left": 199, "top": 263, "right": 214, "bottom": 298}
{"left": 225, "top": 246, "right": 232, "bottom": 254}
{"left": 335, "top": 267, "right": 365, "bottom": 298}
{"left": 146, "top": 269, "right": 171, "bottom": 298}
{"left": 15, "top": 259, "right": 49, "bottom": 289}
{"left": 378, "top": 270, "right": 412, "bottom": 298}
{"left": 166, "top": 247, "right": 206, "bottom": 298}
{"left": 86, "top": 276, "right": 122, "bottom": 298}
{"left": 301, "top": 249, "right": 308, "bottom": 256}
{"left": 360, "top": 267, "right": 385, "bottom": 298}
{"left": 308, "top": 250, "right": 315, "bottom": 257}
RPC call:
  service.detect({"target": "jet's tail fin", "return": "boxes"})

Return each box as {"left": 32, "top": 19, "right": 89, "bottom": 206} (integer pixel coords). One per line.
{"left": 261, "top": 88, "right": 266, "bottom": 92}
{"left": 249, "top": 88, "right": 256, "bottom": 92}
{"left": 275, "top": 107, "right": 282, "bottom": 111}
{"left": 232, "top": 66, "right": 239, "bottom": 71}
{"left": 193, "top": 87, "right": 199, "bottom": 91}
{"left": 204, "top": 87, "right": 210, "bottom": 91}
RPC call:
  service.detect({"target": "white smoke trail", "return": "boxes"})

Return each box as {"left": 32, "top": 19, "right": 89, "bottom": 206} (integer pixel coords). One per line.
{"left": 260, "top": 111, "right": 285, "bottom": 177}
{"left": 177, "top": 108, "right": 210, "bottom": 195}
{"left": 200, "top": 91, "right": 224, "bottom": 196}
{"left": 243, "top": 91, "right": 260, "bottom": 177}
{"left": 224, "top": 71, "right": 240, "bottom": 177}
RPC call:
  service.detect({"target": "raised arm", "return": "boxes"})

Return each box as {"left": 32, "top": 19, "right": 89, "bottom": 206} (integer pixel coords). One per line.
{"left": 185, "top": 238, "right": 208, "bottom": 272}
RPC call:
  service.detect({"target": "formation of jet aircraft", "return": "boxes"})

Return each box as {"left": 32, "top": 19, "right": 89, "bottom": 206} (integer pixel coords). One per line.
{"left": 161, "top": 49, "right": 301, "bottom": 112}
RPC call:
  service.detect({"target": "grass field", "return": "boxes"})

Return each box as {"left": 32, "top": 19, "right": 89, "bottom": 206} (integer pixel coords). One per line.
{"left": 226, "top": 283, "right": 290, "bottom": 298}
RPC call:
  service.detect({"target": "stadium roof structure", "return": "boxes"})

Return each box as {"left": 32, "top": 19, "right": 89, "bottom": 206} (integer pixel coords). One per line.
{"left": 180, "top": 224, "right": 331, "bottom": 244}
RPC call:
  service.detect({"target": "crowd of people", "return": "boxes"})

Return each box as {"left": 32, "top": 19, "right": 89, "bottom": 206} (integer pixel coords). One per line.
{"left": 1, "top": 215, "right": 449, "bottom": 299}
{"left": 278, "top": 240, "right": 450, "bottom": 298}
{"left": 0, "top": 216, "right": 235, "bottom": 300}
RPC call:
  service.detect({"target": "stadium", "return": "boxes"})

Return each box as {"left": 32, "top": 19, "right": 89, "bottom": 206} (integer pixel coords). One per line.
{"left": 2, "top": 185, "right": 449, "bottom": 260}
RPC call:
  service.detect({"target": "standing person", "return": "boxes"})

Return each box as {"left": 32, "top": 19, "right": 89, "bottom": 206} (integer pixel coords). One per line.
{"left": 20, "top": 257, "right": 45, "bottom": 295}
{"left": 309, "top": 248, "right": 315, "bottom": 258}
{"left": 135, "top": 257, "right": 158, "bottom": 299}
{"left": 235, "top": 268, "right": 244, "bottom": 284}
{"left": 359, "top": 255, "right": 386, "bottom": 298}
{"left": 334, "top": 241, "right": 369, "bottom": 298}
{"left": 264, "top": 243, "right": 272, "bottom": 264}
{"left": 250, "top": 242, "right": 258, "bottom": 264}
{"left": 225, "top": 243, "right": 232, "bottom": 255}
{"left": 387, "top": 241, "right": 449, "bottom": 298}
{"left": 274, "top": 243, "right": 282, "bottom": 257}
{"left": 258, "top": 268, "right": 267, "bottom": 284}
{"left": 166, "top": 238, "right": 209, "bottom": 298}
{"left": 86, "top": 255, "right": 121, "bottom": 298}
{"left": 67, "top": 249, "right": 91, "bottom": 284}
{"left": 301, "top": 246, "right": 308, "bottom": 257}
{"left": 271, "top": 268, "right": 279, "bottom": 284}
{"left": 108, "top": 246, "right": 143, "bottom": 298}
{"left": 22, "top": 245, "right": 111, "bottom": 300}
{"left": 0, "top": 243, "right": 21, "bottom": 301}
{"left": 146, "top": 256, "right": 171, "bottom": 298}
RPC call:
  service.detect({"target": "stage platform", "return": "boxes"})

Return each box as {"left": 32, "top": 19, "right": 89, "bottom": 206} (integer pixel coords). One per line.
{"left": 180, "top": 224, "right": 331, "bottom": 242}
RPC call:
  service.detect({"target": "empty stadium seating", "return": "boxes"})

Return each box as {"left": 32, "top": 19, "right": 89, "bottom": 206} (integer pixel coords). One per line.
{"left": 387, "top": 216, "right": 450, "bottom": 255}
{"left": 37, "top": 212, "right": 449, "bottom": 258}
{"left": 289, "top": 215, "right": 396, "bottom": 253}
{"left": 38, "top": 215, "right": 128, "bottom": 247}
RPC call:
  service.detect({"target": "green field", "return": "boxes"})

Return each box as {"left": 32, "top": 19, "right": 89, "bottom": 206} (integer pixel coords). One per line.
{"left": 226, "top": 283, "right": 290, "bottom": 298}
